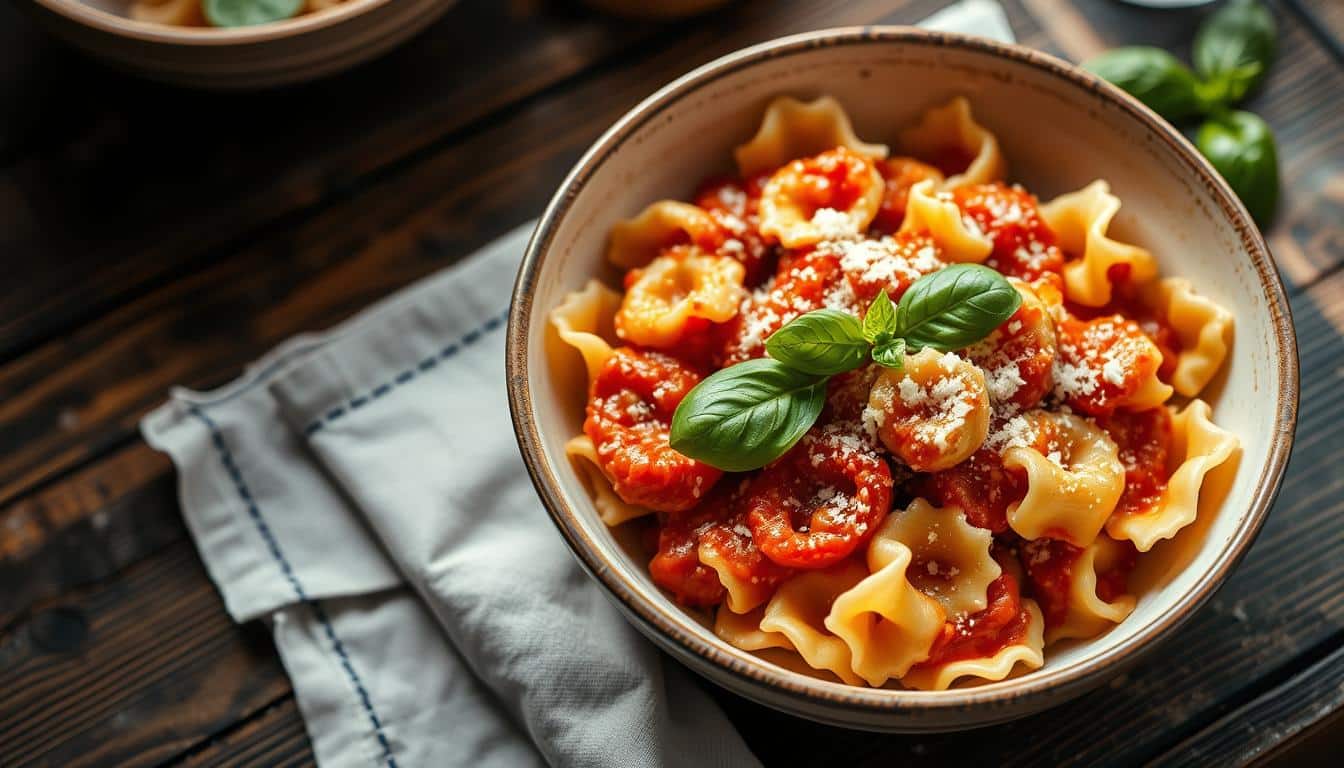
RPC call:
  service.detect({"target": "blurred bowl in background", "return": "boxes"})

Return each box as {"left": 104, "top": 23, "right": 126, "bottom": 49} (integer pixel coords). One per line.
{"left": 23, "top": 0, "right": 457, "bottom": 89}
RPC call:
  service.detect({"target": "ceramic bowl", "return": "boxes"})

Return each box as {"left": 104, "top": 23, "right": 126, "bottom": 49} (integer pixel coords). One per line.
{"left": 24, "top": 0, "right": 456, "bottom": 89}
{"left": 506, "top": 27, "right": 1297, "bottom": 731}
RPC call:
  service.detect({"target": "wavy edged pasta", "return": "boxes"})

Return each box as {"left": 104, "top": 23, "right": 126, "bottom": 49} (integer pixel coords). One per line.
{"left": 901, "top": 600, "right": 1046, "bottom": 691}
{"left": 879, "top": 498, "right": 1001, "bottom": 616}
{"left": 898, "top": 179, "right": 994, "bottom": 263}
{"left": 1106, "top": 399, "right": 1239, "bottom": 552}
{"left": 615, "top": 248, "right": 746, "bottom": 347}
{"left": 1042, "top": 181, "right": 1158, "bottom": 307}
{"left": 714, "top": 605, "right": 794, "bottom": 652}
{"left": 1004, "top": 411, "right": 1125, "bottom": 547}
{"left": 759, "top": 148, "right": 886, "bottom": 247}
{"left": 759, "top": 561, "right": 867, "bottom": 685}
{"left": 898, "top": 97, "right": 1006, "bottom": 189}
{"left": 735, "top": 96, "right": 888, "bottom": 176}
{"left": 700, "top": 540, "right": 777, "bottom": 614}
{"left": 607, "top": 200, "right": 723, "bottom": 270}
{"left": 823, "top": 519, "right": 946, "bottom": 686}
{"left": 564, "top": 436, "right": 651, "bottom": 526}
{"left": 550, "top": 279, "right": 622, "bottom": 383}
{"left": 1147, "top": 278, "right": 1235, "bottom": 397}
{"left": 1031, "top": 536, "right": 1137, "bottom": 643}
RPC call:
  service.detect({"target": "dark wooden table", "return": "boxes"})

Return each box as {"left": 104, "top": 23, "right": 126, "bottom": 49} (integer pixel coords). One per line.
{"left": 2, "top": 0, "right": 1342, "bottom": 765}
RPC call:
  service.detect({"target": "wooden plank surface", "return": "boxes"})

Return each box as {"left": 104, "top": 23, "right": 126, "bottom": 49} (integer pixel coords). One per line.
{"left": 0, "top": 0, "right": 1341, "bottom": 766}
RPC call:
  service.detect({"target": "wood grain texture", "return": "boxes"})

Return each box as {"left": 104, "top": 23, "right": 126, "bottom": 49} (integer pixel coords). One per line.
{"left": 0, "top": 542, "right": 292, "bottom": 768}
{"left": 0, "top": 0, "right": 661, "bottom": 361}
{"left": 0, "top": 0, "right": 1341, "bottom": 766}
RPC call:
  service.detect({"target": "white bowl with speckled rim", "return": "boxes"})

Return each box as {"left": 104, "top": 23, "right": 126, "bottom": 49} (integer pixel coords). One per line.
{"left": 506, "top": 27, "right": 1297, "bottom": 731}
{"left": 23, "top": 0, "right": 456, "bottom": 89}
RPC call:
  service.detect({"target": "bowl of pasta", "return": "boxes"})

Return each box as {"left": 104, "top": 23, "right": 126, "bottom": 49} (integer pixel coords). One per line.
{"left": 25, "top": 0, "right": 455, "bottom": 88}
{"left": 506, "top": 27, "right": 1297, "bottom": 731}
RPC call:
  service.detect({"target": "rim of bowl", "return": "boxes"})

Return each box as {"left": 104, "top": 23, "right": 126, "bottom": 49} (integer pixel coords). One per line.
{"left": 30, "top": 0, "right": 396, "bottom": 44}
{"left": 507, "top": 26, "right": 1298, "bottom": 712}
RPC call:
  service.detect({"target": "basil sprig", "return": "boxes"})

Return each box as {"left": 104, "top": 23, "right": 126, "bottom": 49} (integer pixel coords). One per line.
{"left": 670, "top": 264, "right": 1020, "bottom": 471}
{"left": 1084, "top": 0, "right": 1279, "bottom": 226}
{"left": 204, "top": 0, "right": 303, "bottom": 27}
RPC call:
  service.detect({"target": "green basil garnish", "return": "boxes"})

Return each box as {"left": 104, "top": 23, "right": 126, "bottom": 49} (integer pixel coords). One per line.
{"left": 1197, "top": 110, "right": 1279, "bottom": 226}
{"left": 871, "top": 337, "right": 906, "bottom": 370}
{"left": 670, "top": 266, "right": 1018, "bottom": 471}
{"left": 1082, "top": 0, "right": 1280, "bottom": 227}
{"left": 861, "top": 290, "right": 898, "bottom": 344}
{"left": 670, "top": 359, "right": 828, "bottom": 473}
{"left": 895, "top": 264, "right": 1021, "bottom": 352}
{"left": 1085, "top": 47, "right": 1205, "bottom": 122}
{"left": 204, "top": 0, "right": 303, "bottom": 27}
{"left": 1194, "top": 0, "right": 1276, "bottom": 104}
{"left": 764, "top": 309, "right": 869, "bottom": 376}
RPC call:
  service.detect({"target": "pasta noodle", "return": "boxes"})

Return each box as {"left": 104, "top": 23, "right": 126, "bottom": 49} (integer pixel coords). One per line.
{"left": 1041, "top": 181, "right": 1158, "bottom": 307}
{"left": 607, "top": 201, "right": 725, "bottom": 270}
{"left": 553, "top": 93, "right": 1240, "bottom": 689}
{"left": 735, "top": 96, "right": 888, "bottom": 176}
{"left": 898, "top": 97, "right": 1006, "bottom": 189}
{"left": 1004, "top": 411, "right": 1125, "bottom": 547}
{"left": 1144, "top": 278, "right": 1234, "bottom": 397}
{"left": 823, "top": 519, "right": 945, "bottom": 686}
{"left": 1106, "top": 400, "right": 1239, "bottom": 551}
{"left": 898, "top": 179, "right": 994, "bottom": 263}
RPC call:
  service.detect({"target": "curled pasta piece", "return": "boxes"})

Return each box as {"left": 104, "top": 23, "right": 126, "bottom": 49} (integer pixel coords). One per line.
{"left": 759, "top": 147, "right": 886, "bottom": 248}
{"left": 1004, "top": 411, "right": 1125, "bottom": 547}
{"left": 734, "top": 95, "right": 888, "bottom": 176}
{"left": 1054, "top": 312, "right": 1173, "bottom": 416}
{"left": 876, "top": 498, "right": 1002, "bottom": 617}
{"left": 615, "top": 246, "right": 746, "bottom": 348}
{"left": 565, "top": 435, "right": 651, "bottom": 527}
{"left": 865, "top": 349, "right": 991, "bottom": 472}
{"left": 871, "top": 157, "right": 946, "bottom": 233}
{"left": 1041, "top": 181, "right": 1158, "bottom": 307}
{"left": 714, "top": 605, "right": 793, "bottom": 652}
{"left": 1023, "top": 536, "right": 1137, "bottom": 643}
{"left": 1145, "top": 278, "right": 1234, "bottom": 397}
{"left": 898, "top": 97, "right": 1006, "bottom": 189}
{"left": 899, "top": 180, "right": 994, "bottom": 263}
{"left": 902, "top": 578, "right": 1045, "bottom": 691}
{"left": 965, "top": 279, "right": 1057, "bottom": 411}
{"left": 550, "top": 280, "right": 622, "bottom": 383}
{"left": 607, "top": 200, "right": 725, "bottom": 270}
{"left": 759, "top": 560, "right": 867, "bottom": 685}
{"left": 745, "top": 427, "right": 893, "bottom": 569}
{"left": 584, "top": 347, "right": 723, "bottom": 513}
{"left": 1106, "top": 399, "right": 1238, "bottom": 552}
{"left": 823, "top": 524, "right": 945, "bottom": 686}
{"left": 719, "top": 250, "right": 858, "bottom": 366}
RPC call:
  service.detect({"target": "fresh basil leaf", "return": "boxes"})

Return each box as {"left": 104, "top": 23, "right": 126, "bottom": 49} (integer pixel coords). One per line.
{"left": 204, "top": 0, "right": 303, "bottom": 27}
{"left": 765, "top": 309, "right": 869, "bottom": 376}
{"left": 1193, "top": 0, "right": 1276, "bottom": 104}
{"left": 670, "top": 359, "right": 828, "bottom": 472}
{"left": 862, "top": 290, "right": 898, "bottom": 344}
{"left": 1085, "top": 47, "right": 1205, "bottom": 122}
{"left": 871, "top": 337, "right": 906, "bottom": 370}
{"left": 1197, "top": 110, "right": 1279, "bottom": 226}
{"left": 895, "top": 264, "right": 1022, "bottom": 351}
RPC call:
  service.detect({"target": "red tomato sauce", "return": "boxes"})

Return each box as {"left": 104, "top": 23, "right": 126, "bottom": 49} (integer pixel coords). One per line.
{"left": 693, "top": 171, "right": 776, "bottom": 285}
{"left": 1098, "top": 407, "right": 1173, "bottom": 517}
{"left": 954, "top": 183, "right": 1064, "bottom": 282}
{"left": 914, "top": 572, "right": 1031, "bottom": 668}
{"left": 870, "top": 157, "right": 944, "bottom": 233}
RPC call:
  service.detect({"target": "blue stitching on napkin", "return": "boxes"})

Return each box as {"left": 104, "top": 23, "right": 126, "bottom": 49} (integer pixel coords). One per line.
{"left": 189, "top": 404, "right": 399, "bottom": 768}
{"left": 302, "top": 307, "right": 509, "bottom": 437}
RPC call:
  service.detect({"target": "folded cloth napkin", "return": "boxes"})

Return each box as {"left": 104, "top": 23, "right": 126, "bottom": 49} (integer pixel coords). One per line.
{"left": 142, "top": 4, "right": 1014, "bottom": 766}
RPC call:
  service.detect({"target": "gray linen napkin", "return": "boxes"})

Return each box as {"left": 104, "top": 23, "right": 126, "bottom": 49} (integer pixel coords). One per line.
{"left": 142, "top": 4, "right": 1015, "bottom": 766}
